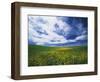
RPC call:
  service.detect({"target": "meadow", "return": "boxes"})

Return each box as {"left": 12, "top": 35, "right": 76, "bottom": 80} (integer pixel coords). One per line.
{"left": 28, "top": 45, "right": 88, "bottom": 66}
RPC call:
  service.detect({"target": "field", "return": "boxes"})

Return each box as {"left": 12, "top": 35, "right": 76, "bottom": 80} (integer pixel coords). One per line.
{"left": 28, "top": 45, "right": 88, "bottom": 66}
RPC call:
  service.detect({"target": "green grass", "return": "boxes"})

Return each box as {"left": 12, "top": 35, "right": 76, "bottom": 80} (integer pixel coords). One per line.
{"left": 28, "top": 45, "right": 88, "bottom": 66}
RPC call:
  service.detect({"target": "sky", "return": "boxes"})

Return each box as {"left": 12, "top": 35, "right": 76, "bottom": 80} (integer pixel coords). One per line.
{"left": 28, "top": 15, "right": 88, "bottom": 47}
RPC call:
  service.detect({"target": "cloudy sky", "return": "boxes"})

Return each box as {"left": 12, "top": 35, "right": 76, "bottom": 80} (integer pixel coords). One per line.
{"left": 28, "top": 15, "right": 88, "bottom": 46}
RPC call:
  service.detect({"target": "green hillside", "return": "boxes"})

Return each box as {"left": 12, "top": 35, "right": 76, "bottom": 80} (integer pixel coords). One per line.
{"left": 28, "top": 45, "right": 88, "bottom": 66}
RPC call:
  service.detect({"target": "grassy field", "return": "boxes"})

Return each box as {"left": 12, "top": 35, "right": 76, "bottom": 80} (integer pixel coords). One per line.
{"left": 28, "top": 45, "right": 88, "bottom": 66}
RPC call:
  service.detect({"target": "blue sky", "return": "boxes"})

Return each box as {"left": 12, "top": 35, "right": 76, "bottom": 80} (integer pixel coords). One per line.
{"left": 28, "top": 15, "right": 88, "bottom": 46}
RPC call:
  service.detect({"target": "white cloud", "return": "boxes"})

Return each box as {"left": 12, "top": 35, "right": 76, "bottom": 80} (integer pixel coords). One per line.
{"left": 28, "top": 16, "right": 72, "bottom": 45}
{"left": 28, "top": 16, "right": 87, "bottom": 46}
{"left": 75, "top": 35, "right": 87, "bottom": 41}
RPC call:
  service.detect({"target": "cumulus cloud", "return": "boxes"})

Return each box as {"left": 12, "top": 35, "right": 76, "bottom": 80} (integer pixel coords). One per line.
{"left": 28, "top": 16, "right": 87, "bottom": 46}
{"left": 75, "top": 35, "right": 87, "bottom": 41}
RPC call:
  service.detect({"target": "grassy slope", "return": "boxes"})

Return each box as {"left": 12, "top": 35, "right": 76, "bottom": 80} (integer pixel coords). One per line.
{"left": 28, "top": 45, "right": 88, "bottom": 66}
